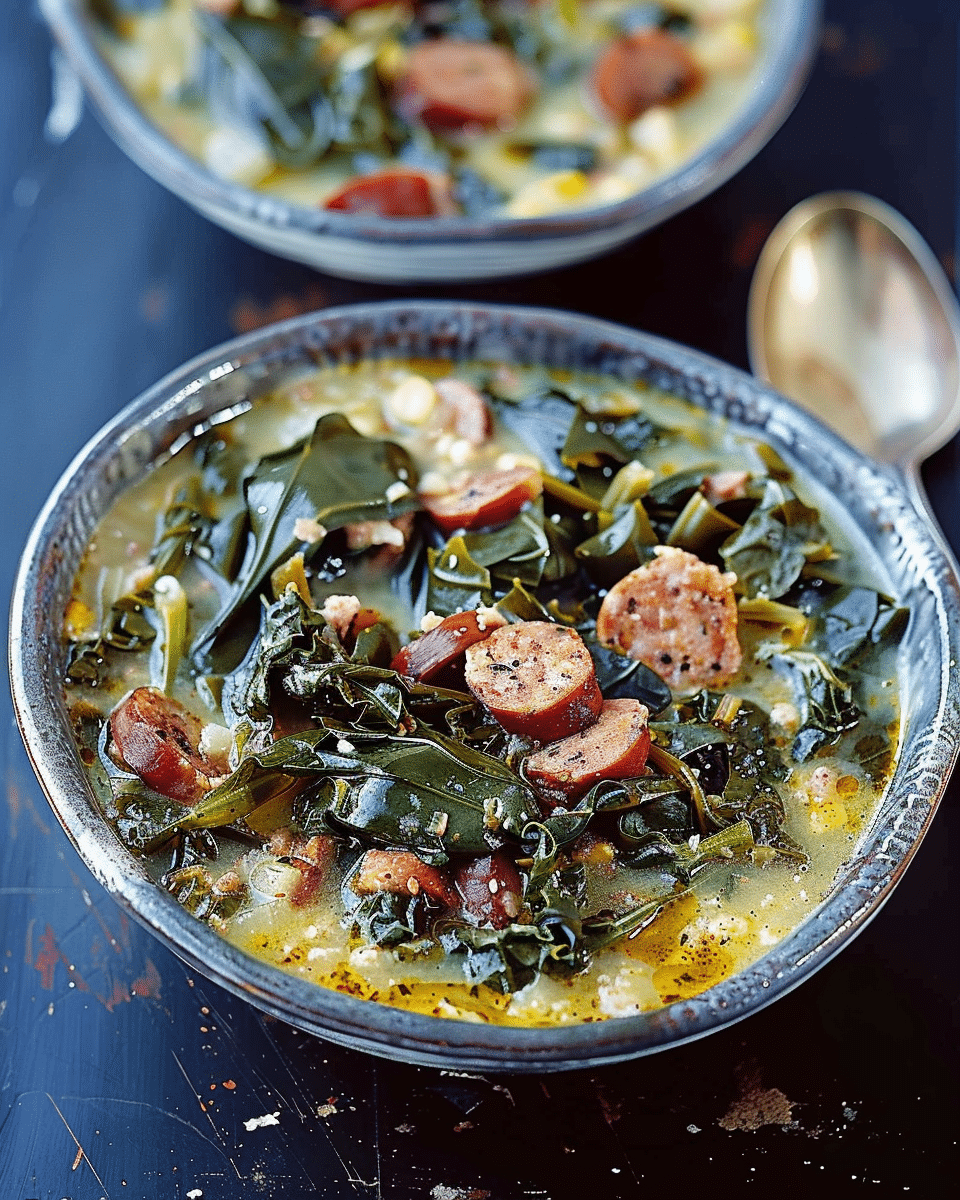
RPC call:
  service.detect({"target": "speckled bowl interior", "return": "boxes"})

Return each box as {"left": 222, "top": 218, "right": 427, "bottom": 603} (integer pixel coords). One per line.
{"left": 40, "top": 0, "right": 821, "bottom": 282}
{"left": 11, "top": 302, "right": 960, "bottom": 1071}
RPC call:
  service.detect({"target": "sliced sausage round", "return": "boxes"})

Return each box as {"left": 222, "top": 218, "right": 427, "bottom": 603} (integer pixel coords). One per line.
{"left": 288, "top": 834, "right": 338, "bottom": 908}
{"left": 596, "top": 546, "right": 741, "bottom": 690}
{"left": 592, "top": 30, "right": 703, "bottom": 124}
{"left": 324, "top": 0, "right": 407, "bottom": 15}
{"left": 391, "top": 608, "right": 507, "bottom": 682}
{"left": 352, "top": 849, "right": 455, "bottom": 905}
{"left": 324, "top": 169, "right": 457, "bottom": 218}
{"left": 454, "top": 850, "right": 524, "bottom": 930}
{"left": 524, "top": 698, "right": 651, "bottom": 805}
{"left": 435, "top": 378, "right": 493, "bottom": 447}
{"left": 421, "top": 466, "right": 542, "bottom": 534}
{"left": 109, "top": 687, "right": 228, "bottom": 805}
{"left": 464, "top": 621, "right": 603, "bottom": 740}
{"left": 398, "top": 38, "right": 535, "bottom": 131}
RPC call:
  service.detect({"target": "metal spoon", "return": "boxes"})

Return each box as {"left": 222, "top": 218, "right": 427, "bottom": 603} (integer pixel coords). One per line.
{"left": 747, "top": 191, "right": 960, "bottom": 532}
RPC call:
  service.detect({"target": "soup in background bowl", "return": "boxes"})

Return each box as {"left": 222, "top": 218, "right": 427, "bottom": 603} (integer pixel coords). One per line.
{"left": 39, "top": 0, "right": 820, "bottom": 281}
{"left": 11, "top": 302, "right": 960, "bottom": 1071}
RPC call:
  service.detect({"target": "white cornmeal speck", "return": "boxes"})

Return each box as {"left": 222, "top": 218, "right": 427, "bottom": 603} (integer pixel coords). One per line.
{"left": 386, "top": 481, "right": 411, "bottom": 502}
{"left": 351, "top": 945, "right": 379, "bottom": 968}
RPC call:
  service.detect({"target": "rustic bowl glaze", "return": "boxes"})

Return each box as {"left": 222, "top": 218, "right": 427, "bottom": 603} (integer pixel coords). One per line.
{"left": 11, "top": 302, "right": 960, "bottom": 1070}
{"left": 40, "top": 0, "right": 820, "bottom": 282}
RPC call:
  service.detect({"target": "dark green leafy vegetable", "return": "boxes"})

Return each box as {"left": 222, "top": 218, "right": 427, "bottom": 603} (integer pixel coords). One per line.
{"left": 438, "top": 921, "right": 559, "bottom": 993}
{"left": 759, "top": 648, "right": 861, "bottom": 762}
{"left": 464, "top": 505, "right": 552, "bottom": 587}
{"left": 492, "top": 388, "right": 578, "bottom": 477}
{"left": 665, "top": 492, "right": 740, "bottom": 560}
{"left": 67, "top": 478, "right": 211, "bottom": 686}
{"left": 562, "top": 405, "right": 639, "bottom": 469}
{"left": 195, "top": 415, "right": 419, "bottom": 658}
{"left": 575, "top": 501, "right": 657, "bottom": 585}
{"left": 720, "top": 480, "right": 830, "bottom": 599}
{"left": 427, "top": 536, "right": 493, "bottom": 616}
{"left": 815, "top": 586, "right": 909, "bottom": 665}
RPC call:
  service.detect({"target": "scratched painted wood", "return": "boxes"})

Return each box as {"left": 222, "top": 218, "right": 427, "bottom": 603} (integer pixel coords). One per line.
{"left": 1, "top": 1, "right": 958, "bottom": 1196}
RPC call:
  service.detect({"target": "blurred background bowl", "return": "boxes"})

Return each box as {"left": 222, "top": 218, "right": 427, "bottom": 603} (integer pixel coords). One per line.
{"left": 39, "top": 0, "right": 821, "bottom": 283}
{"left": 10, "top": 301, "right": 960, "bottom": 1071}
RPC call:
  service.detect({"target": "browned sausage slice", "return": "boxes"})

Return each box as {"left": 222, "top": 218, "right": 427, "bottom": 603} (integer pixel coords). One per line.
{"left": 352, "top": 849, "right": 455, "bottom": 905}
{"left": 435, "top": 378, "right": 493, "bottom": 447}
{"left": 324, "top": 169, "right": 457, "bottom": 218}
{"left": 109, "top": 687, "right": 228, "bottom": 805}
{"left": 283, "top": 834, "right": 338, "bottom": 908}
{"left": 592, "top": 30, "right": 703, "bottom": 124}
{"left": 391, "top": 608, "right": 507, "bottom": 682}
{"left": 454, "top": 850, "right": 524, "bottom": 929}
{"left": 421, "top": 466, "right": 542, "bottom": 534}
{"left": 325, "top": 0, "right": 408, "bottom": 15}
{"left": 524, "top": 698, "right": 651, "bottom": 804}
{"left": 596, "top": 546, "right": 741, "bottom": 690}
{"left": 464, "top": 621, "right": 603, "bottom": 740}
{"left": 398, "top": 38, "right": 535, "bottom": 131}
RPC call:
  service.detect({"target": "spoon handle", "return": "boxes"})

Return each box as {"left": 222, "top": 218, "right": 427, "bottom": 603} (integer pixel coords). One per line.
{"left": 894, "top": 459, "right": 960, "bottom": 575}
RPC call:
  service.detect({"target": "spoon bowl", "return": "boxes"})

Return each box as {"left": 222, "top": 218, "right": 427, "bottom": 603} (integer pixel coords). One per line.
{"left": 748, "top": 192, "right": 960, "bottom": 505}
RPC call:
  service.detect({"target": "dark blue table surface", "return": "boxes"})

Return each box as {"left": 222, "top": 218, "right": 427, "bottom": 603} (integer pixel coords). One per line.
{"left": 2, "top": 2, "right": 958, "bottom": 1196}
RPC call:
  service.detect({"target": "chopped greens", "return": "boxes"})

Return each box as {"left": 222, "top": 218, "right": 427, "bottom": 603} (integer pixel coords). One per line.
{"left": 64, "top": 358, "right": 903, "bottom": 1023}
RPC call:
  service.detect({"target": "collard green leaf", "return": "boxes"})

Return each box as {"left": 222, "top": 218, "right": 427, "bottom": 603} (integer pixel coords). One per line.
{"left": 492, "top": 389, "right": 577, "bottom": 478}
{"left": 665, "top": 492, "right": 740, "bottom": 560}
{"left": 463, "top": 506, "right": 551, "bottom": 587}
{"left": 195, "top": 415, "right": 419, "bottom": 654}
{"left": 438, "top": 921, "right": 557, "bottom": 993}
{"left": 579, "top": 892, "right": 684, "bottom": 956}
{"left": 815, "top": 585, "right": 908, "bottom": 664}
{"left": 575, "top": 501, "right": 656, "bottom": 585}
{"left": 197, "top": 11, "right": 323, "bottom": 152}
{"left": 561, "top": 405, "right": 635, "bottom": 469}
{"left": 495, "top": 579, "right": 554, "bottom": 623}
{"left": 426, "top": 536, "right": 493, "bottom": 616}
{"left": 584, "top": 638, "right": 672, "bottom": 714}
{"left": 203, "top": 12, "right": 405, "bottom": 169}
{"left": 760, "top": 647, "right": 861, "bottom": 762}
{"left": 66, "top": 478, "right": 213, "bottom": 685}
{"left": 646, "top": 466, "right": 710, "bottom": 511}
{"left": 605, "top": 820, "right": 756, "bottom": 892}
{"left": 618, "top": 785, "right": 693, "bottom": 845}
{"left": 651, "top": 721, "right": 731, "bottom": 797}
{"left": 321, "top": 726, "right": 538, "bottom": 860}
{"left": 346, "top": 887, "right": 426, "bottom": 950}
{"left": 163, "top": 864, "right": 246, "bottom": 924}
{"left": 720, "top": 480, "right": 829, "bottom": 599}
